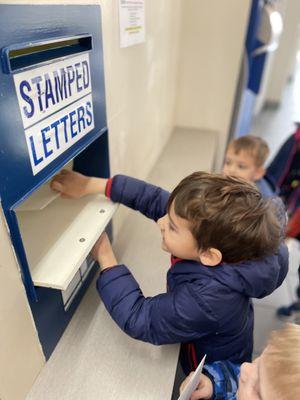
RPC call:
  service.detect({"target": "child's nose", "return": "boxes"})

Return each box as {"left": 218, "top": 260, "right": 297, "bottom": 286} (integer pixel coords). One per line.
{"left": 227, "top": 165, "right": 236, "bottom": 175}
{"left": 157, "top": 215, "right": 166, "bottom": 230}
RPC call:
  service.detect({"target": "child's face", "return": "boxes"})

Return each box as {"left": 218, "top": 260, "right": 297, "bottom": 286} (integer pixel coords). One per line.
{"left": 156, "top": 203, "right": 199, "bottom": 260}
{"left": 237, "top": 348, "right": 277, "bottom": 400}
{"left": 223, "top": 147, "right": 264, "bottom": 183}
{"left": 238, "top": 358, "right": 262, "bottom": 400}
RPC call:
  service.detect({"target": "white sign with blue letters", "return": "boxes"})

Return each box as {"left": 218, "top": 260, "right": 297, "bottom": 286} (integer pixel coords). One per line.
{"left": 13, "top": 53, "right": 94, "bottom": 175}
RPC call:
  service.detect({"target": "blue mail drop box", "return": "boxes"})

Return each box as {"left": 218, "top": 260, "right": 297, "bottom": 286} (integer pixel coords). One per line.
{"left": 0, "top": 4, "right": 116, "bottom": 358}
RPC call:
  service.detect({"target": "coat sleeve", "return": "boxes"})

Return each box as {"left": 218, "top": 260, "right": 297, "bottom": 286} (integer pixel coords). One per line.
{"left": 266, "top": 133, "right": 297, "bottom": 186}
{"left": 106, "top": 175, "right": 170, "bottom": 222}
{"left": 97, "top": 265, "right": 217, "bottom": 345}
{"left": 277, "top": 242, "right": 289, "bottom": 286}
{"left": 203, "top": 361, "right": 240, "bottom": 400}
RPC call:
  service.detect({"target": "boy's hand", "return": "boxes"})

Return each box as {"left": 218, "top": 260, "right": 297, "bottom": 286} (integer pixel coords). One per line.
{"left": 92, "top": 232, "right": 118, "bottom": 270}
{"left": 51, "top": 170, "right": 107, "bottom": 198}
{"left": 180, "top": 372, "right": 213, "bottom": 400}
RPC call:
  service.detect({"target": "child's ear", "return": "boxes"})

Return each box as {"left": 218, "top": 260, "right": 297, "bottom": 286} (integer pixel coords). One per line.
{"left": 253, "top": 166, "right": 266, "bottom": 181}
{"left": 199, "top": 248, "right": 222, "bottom": 266}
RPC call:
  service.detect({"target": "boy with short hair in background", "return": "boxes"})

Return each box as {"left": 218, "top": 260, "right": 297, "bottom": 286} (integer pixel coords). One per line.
{"left": 223, "top": 135, "right": 274, "bottom": 197}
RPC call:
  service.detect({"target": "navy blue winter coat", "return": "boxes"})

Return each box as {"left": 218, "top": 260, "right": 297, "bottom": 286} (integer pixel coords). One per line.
{"left": 267, "top": 126, "right": 300, "bottom": 189}
{"left": 97, "top": 175, "right": 288, "bottom": 373}
{"left": 266, "top": 125, "right": 300, "bottom": 237}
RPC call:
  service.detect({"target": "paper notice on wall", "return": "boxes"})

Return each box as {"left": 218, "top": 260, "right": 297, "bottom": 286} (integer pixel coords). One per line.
{"left": 118, "top": 0, "right": 145, "bottom": 48}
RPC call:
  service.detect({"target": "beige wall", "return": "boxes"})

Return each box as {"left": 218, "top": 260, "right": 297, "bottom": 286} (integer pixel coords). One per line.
{"left": 100, "top": 0, "right": 182, "bottom": 233}
{"left": 0, "top": 209, "right": 45, "bottom": 400}
{"left": 174, "top": 0, "right": 251, "bottom": 171}
{"left": 103, "top": 0, "right": 181, "bottom": 178}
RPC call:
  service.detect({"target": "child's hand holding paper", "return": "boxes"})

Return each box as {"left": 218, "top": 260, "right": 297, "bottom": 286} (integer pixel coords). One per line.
{"left": 178, "top": 356, "right": 212, "bottom": 400}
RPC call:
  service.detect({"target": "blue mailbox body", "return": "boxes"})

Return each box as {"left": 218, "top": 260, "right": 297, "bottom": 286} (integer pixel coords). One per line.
{"left": 0, "top": 4, "right": 109, "bottom": 358}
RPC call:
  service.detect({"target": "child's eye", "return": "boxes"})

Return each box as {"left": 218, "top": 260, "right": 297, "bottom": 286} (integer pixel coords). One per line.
{"left": 238, "top": 164, "right": 247, "bottom": 170}
{"left": 224, "top": 159, "right": 231, "bottom": 166}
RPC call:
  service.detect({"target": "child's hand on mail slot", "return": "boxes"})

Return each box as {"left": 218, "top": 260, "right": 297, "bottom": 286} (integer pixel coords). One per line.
{"left": 51, "top": 169, "right": 106, "bottom": 198}
{"left": 92, "top": 232, "right": 118, "bottom": 270}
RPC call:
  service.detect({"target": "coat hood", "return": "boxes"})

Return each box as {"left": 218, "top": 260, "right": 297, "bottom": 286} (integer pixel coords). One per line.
{"left": 171, "top": 243, "right": 289, "bottom": 299}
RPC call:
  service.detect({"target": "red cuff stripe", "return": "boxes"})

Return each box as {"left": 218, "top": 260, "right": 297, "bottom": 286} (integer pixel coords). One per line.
{"left": 105, "top": 178, "right": 113, "bottom": 198}
{"left": 191, "top": 343, "right": 198, "bottom": 369}
{"left": 187, "top": 344, "right": 195, "bottom": 371}
{"left": 286, "top": 209, "right": 300, "bottom": 237}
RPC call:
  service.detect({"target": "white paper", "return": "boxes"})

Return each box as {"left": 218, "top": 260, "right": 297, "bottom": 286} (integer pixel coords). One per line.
{"left": 177, "top": 355, "right": 206, "bottom": 400}
{"left": 118, "top": 0, "right": 145, "bottom": 48}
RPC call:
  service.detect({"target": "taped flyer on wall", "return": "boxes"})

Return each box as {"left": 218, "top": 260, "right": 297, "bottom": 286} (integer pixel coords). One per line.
{"left": 118, "top": 0, "right": 145, "bottom": 48}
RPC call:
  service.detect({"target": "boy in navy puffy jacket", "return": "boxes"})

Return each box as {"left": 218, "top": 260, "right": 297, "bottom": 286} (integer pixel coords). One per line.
{"left": 52, "top": 170, "right": 288, "bottom": 374}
